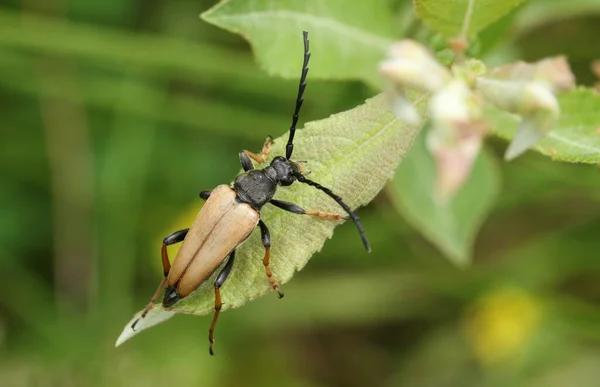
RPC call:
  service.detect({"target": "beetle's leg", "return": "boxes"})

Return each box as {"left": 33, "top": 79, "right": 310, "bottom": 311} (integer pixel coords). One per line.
{"left": 199, "top": 190, "right": 212, "bottom": 200}
{"left": 209, "top": 250, "right": 236, "bottom": 356}
{"left": 239, "top": 151, "right": 254, "bottom": 172}
{"left": 258, "top": 220, "right": 284, "bottom": 298}
{"left": 269, "top": 199, "right": 345, "bottom": 221}
{"left": 131, "top": 228, "right": 189, "bottom": 331}
{"left": 243, "top": 136, "right": 272, "bottom": 164}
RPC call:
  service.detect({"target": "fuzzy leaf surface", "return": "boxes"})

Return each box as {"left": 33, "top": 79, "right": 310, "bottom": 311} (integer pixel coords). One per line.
{"left": 489, "top": 87, "right": 600, "bottom": 163}
{"left": 116, "top": 94, "right": 423, "bottom": 345}
{"left": 201, "top": 0, "right": 396, "bottom": 87}
{"left": 415, "top": 0, "right": 526, "bottom": 38}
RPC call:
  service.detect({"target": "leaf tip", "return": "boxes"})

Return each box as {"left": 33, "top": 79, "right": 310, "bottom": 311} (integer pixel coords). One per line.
{"left": 115, "top": 308, "right": 176, "bottom": 347}
{"left": 199, "top": 0, "right": 228, "bottom": 23}
{"left": 452, "top": 255, "right": 472, "bottom": 269}
{"left": 504, "top": 117, "right": 551, "bottom": 161}
{"left": 442, "top": 242, "right": 472, "bottom": 269}
{"left": 504, "top": 133, "right": 538, "bottom": 161}
{"left": 115, "top": 332, "right": 128, "bottom": 348}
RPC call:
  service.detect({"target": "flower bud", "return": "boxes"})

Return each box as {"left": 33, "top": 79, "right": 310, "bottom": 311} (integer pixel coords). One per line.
{"left": 379, "top": 40, "right": 451, "bottom": 92}
{"left": 486, "top": 56, "right": 574, "bottom": 93}
{"left": 477, "top": 79, "right": 559, "bottom": 116}
{"left": 477, "top": 77, "right": 560, "bottom": 160}
{"left": 427, "top": 81, "right": 485, "bottom": 200}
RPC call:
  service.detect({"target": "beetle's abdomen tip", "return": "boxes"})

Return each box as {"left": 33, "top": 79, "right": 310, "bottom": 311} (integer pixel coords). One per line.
{"left": 162, "top": 285, "right": 181, "bottom": 308}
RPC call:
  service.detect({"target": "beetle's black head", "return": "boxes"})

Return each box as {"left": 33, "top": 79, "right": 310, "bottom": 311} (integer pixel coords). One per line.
{"left": 270, "top": 156, "right": 300, "bottom": 186}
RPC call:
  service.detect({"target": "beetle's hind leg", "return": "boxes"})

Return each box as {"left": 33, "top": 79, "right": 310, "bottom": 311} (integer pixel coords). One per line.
{"left": 243, "top": 135, "right": 273, "bottom": 164}
{"left": 209, "top": 250, "right": 236, "bottom": 356}
{"left": 269, "top": 199, "right": 345, "bottom": 221}
{"left": 130, "top": 228, "right": 189, "bottom": 331}
{"left": 258, "top": 220, "right": 284, "bottom": 298}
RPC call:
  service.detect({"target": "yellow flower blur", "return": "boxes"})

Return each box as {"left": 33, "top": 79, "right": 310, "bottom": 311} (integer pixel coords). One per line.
{"left": 464, "top": 287, "right": 542, "bottom": 365}
{"left": 151, "top": 201, "right": 205, "bottom": 273}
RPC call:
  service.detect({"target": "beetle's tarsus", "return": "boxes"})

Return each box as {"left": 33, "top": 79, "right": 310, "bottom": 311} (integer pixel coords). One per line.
{"left": 272, "top": 282, "right": 284, "bottom": 298}
{"left": 243, "top": 135, "right": 273, "bottom": 164}
{"left": 305, "top": 210, "right": 344, "bottom": 221}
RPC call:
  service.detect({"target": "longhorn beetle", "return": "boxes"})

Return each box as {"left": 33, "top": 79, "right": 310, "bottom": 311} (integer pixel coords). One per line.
{"left": 130, "top": 31, "right": 370, "bottom": 355}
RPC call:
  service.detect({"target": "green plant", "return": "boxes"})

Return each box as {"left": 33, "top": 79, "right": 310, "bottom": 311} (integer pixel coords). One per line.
{"left": 117, "top": 0, "right": 600, "bottom": 343}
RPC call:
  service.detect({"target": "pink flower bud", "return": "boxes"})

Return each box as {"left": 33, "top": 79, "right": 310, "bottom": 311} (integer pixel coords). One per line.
{"left": 487, "top": 56, "right": 574, "bottom": 93}
{"left": 428, "top": 81, "right": 485, "bottom": 200}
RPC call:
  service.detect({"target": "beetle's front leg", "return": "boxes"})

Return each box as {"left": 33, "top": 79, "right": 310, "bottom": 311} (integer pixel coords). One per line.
{"left": 208, "top": 250, "right": 236, "bottom": 356}
{"left": 258, "top": 220, "right": 284, "bottom": 298}
{"left": 243, "top": 136, "right": 272, "bottom": 165}
{"left": 131, "top": 228, "right": 189, "bottom": 330}
{"left": 239, "top": 151, "right": 254, "bottom": 172}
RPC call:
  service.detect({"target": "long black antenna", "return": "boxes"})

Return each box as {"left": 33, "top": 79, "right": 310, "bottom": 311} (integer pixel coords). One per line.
{"left": 286, "top": 30, "right": 311, "bottom": 160}
{"left": 295, "top": 173, "right": 371, "bottom": 252}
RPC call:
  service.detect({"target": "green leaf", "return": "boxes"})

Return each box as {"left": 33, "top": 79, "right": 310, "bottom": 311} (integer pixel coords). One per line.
{"left": 201, "top": 0, "right": 396, "bottom": 87}
{"left": 489, "top": 87, "right": 600, "bottom": 163}
{"left": 388, "top": 129, "right": 500, "bottom": 266}
{"left": 415, "top": 0, "right": 526, "bottom": 38}
{"left": 116, "top": 93, "right": 424, "bottom": 345}
{"left": 515, "top": 0, "right": 600, "bottom": 33}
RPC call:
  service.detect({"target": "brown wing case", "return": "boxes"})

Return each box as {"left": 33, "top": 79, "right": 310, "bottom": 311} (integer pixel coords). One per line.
{"left": 167, "top": 184, "right": 259, "bottom": 297}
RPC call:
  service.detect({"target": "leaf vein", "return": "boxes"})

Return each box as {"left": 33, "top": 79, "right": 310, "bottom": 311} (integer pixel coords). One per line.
{"left": 546, "top": 130, "right": 599, "bottom": 153}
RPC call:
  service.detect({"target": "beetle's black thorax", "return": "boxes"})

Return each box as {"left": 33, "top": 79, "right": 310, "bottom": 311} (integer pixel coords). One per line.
{"left": 233, "top": 156, "right": 300, "bottom": 210}
{"left": 234, "top": 169, "right": 278, "bottom": 210}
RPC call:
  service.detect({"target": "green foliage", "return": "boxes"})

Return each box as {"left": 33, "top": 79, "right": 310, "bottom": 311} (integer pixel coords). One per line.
{"left": 4, "top": 0, "right": 600, "bottom": 386}
{"left": 389, "top": 129, "right": 500, "bottom": 266}
{"left": 414, "top": 0, "right": 527, "bottom": 37}
{"left": 516, "top": 0, "right": 600, "bottom": 32}
{"left": 0, "top": 9, "right": 255, "bottom": 80}
{"left": 489, "top": 87, "right": 600, "bottom": 163}
{"left": 201, "top": 0, "right": 396, "bottom": 87}
{"left": 117, "top": 94, "right": 421, "bottom": 343}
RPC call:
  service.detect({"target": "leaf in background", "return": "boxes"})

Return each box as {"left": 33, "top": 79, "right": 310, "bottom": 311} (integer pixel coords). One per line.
{"left": 0, "top": 9, "right": 255, "bottom": 81}
{"left": 116, "top": 93, "right": 424, "bottom": 344}
{"left": 489, "top": 87, "right": 600, "bottom": 163}
{"left": 414, "top": 0, "right": 526, "bottom": 38}
{"left": 201, "top": 0, "right": 396, "bottom": 87}
{"left": 389, "top": 128, "right": 500, "bottom": 267}
{"left": 515, "top": 0, "right": 600, "bottom": 34}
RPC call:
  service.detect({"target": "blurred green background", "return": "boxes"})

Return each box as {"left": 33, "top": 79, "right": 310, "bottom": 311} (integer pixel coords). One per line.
{"left": 2, "top": 0, "right": 600, "bottom": 386}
